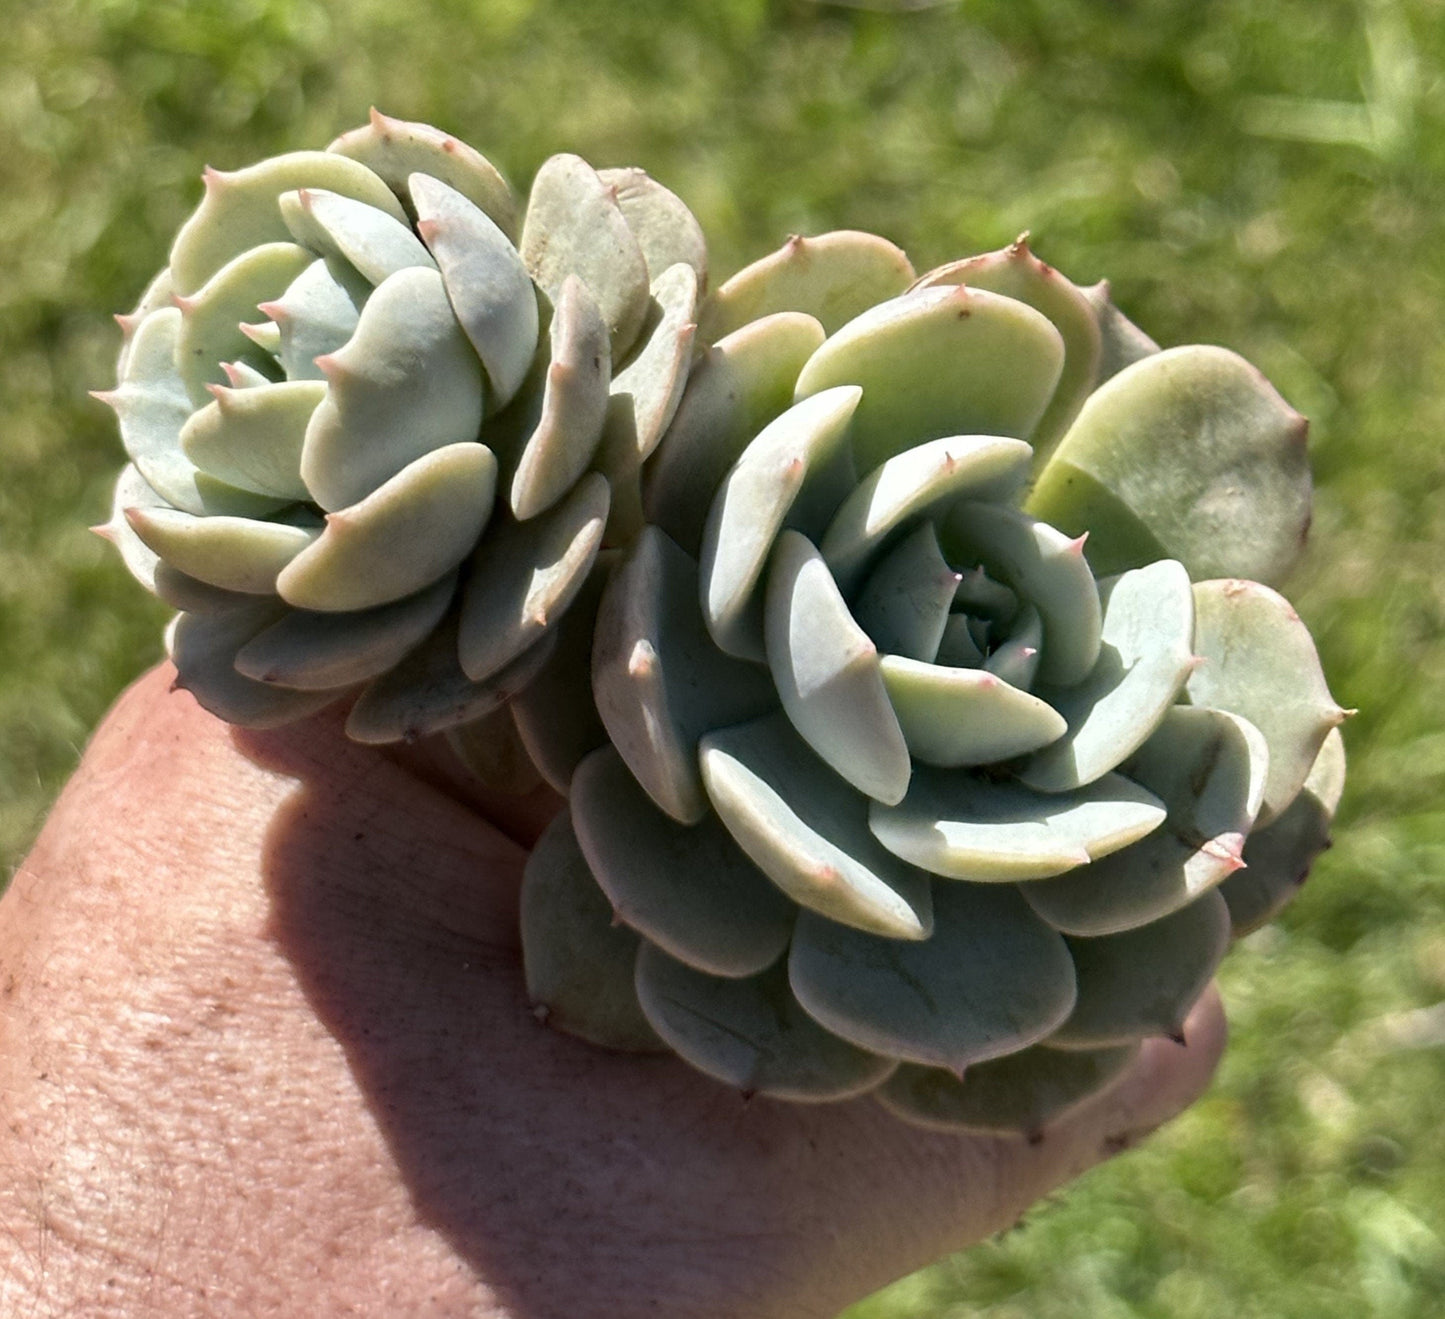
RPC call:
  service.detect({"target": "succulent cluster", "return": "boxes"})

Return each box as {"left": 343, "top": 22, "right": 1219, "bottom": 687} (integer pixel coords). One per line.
{"left": 100, "top": 120, "right": 1347, "bottom": 1137}
{"left": 99, "top": 111, "right": 704, "bottom": 745}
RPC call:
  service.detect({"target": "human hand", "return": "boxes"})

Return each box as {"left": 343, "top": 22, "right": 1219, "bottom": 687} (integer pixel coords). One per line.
{"left": 0, "top": 666, "right": 1225, "bottom": 1318}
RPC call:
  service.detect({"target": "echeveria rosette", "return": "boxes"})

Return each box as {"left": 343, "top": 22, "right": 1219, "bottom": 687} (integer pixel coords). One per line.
{"left": 519, "top": 232, "right": 1351, "bottom": 1135}
{"left": 97, "top": 111, "right": 705, "bottom": 747}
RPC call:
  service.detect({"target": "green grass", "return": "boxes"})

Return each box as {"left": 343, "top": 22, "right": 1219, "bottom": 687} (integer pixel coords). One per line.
{"left": 3, "top": 0, "right": 1443, "bottom": 1313}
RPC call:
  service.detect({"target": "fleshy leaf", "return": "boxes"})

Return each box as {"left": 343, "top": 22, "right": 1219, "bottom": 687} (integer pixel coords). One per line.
{"left": 328, "top": 109, "right": 518, "bottom": 238}
{"left": 1028, "top": 346, "right": 1312, "bottom": 586}
{"left": 645, "top": 312, "right": 826, "bottom": 557}
{"left": 510, "top": 554, "right": 612, "bottom": 793}
{"left": 126, "top": 505, "right": 317, "bottom": 595}
{"left": 235, "top": 574, "right": 455, "bottom": 690}
{"left": 1051, "top": 889, "right": 1230, "bottom": 1047}
{"left": 765, "top": 531, "right": 911, "bottom": 804}
{"left": 278, "top": 442, "right": 496, "bottom": 611}
{"left": 457, "top": 472, "right": 609, "bottom": 683}
{"left": 700, "top": 388, "right": 861, "bottom": 661}
{"left": 591, "top": 528, "right": 775, "bottom": 823}
{"left": 520, "top": 153, "right": 651, "bottom": 361}
{"left": 444, "top": 703, "right": 544, "bottom": 795}
{"left": 1221, "top": 726, "right": 1346, "bottom": 935}
{"left": 700, "top": 713, "right": 933, "bottom": 940}
{"left": 1186, "top": 579, "right": 1348, "bottom": 826}
{"left": 170, "top": 602, "right": 347, "bottom": 727}
{"left": 985, "top": 604, "right": 1043, "bottom": 690}
{"left": 595, "top": 262, "right": 700, "bottom": 540}
{"left": 794, "top": 285, "right": 1065, "bottom": 473}
{"left": 279, "top": 187, "right": 435, "bottom": 285}
{"left": 180, "top": 380, "right": 323, "bottom": 501}
{"left": 851, "top": 521, "right": 960, "bottom": 662}
{"left": 572, "top": 747, "right": 794, "bottom": 979}
{"left": 346, "top": 615, "right": 555, "bottom": 744}
{"left": 267, "top": 257, "right": 365, "bottom": 382}
{"left": 699, "top": 230, "right": 914, "bottom": 340}
{"left": 1078, "top": 279, "right": 1159, "bottom": 384}
{"left": 175, "top": 242, "right": 313, "bottom": 405}
{"left": 912, "top": 237, "right": 1102, "bottom": 460}
{"left": 103, "top": 308, "right": 284, "bottom": 518}
{"left": 1021, "top": 707, "right": 1269, "bottom": 935}
{"left": 520, "top": 809, "right": 665, "bottom": 1053}
{"left": 870, "top": 768, "right": 1166, "bottom": 882}
{"left": 821, "top": 435, "right": 1033, "bottom": 596}
{"left": 301, "top": 266, "right": 486, "bottom": 511}
{"left": 412, "top": 172, "right": 538, "bottom": 411}
{"left": 115, "top": 266, "right": 175, "bottom": 376}
{"left": 636, "top": 947, "right": 895, "bottom": 1101}
{"left": 1017, "top": 559, "right": 1195, "bottom": 792}
{"left": 789, "top": 883, "right": 1076, "bottom": 1072}
{"left": 597, "top": 166, "right": 708, "bottom": 290}
{"left": 169, "top": 151, "right": 407, "bottom": 295}
{"left": 943, "top": 501, "right": 1101, "bottom": 686}
{"left": 98, "top": 464, "right": 166, "bottom": 592}
{"left": 880, "top": 656, "right": 1067, "bottom": 767}
{"left": 495, "top": 276, "right": 611, "bottom": 521}
{"left": 879, "top": 1044, "right": 1137, "bottom": 1137}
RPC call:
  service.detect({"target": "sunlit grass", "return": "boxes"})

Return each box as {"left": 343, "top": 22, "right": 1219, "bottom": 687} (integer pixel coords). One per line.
{"left": 2, "top": 0, "right": 1442, "bottom": 1313}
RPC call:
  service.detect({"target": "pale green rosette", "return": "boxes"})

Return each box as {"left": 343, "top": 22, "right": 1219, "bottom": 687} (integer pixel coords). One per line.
{"left": 519, "top": 234, "right": 1350, "bottom": 1135}
{"left": 99, "top": 110, "right": 705, "bottom": 745}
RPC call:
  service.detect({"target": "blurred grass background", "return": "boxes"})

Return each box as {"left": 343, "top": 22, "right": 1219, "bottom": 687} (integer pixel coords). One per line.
{"left": 2, "top": 0, "right": 1443, "bottom": 1313}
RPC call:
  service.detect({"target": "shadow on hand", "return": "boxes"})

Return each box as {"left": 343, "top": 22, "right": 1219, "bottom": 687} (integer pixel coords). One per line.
{"left": 232, "top": 719, "right": 879, "bottom": 1319}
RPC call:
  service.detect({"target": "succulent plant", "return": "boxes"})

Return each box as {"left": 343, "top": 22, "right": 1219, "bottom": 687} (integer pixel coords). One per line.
{"left": 519, "top": 233, "right": 1350, "bottom": 1135}
{"left": 96, "top": 111, "right": 705, "bottom": 746}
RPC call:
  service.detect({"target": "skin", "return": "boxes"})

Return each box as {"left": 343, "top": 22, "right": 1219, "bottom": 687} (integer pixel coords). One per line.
{"left": 0, "top": 667, "right": 1226, "bottom": 1319}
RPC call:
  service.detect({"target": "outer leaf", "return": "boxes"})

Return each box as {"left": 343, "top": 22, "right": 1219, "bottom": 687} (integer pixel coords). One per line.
{"left": 457, "top": 473, "right": 609, "bottom": 684}
{"left": 521, "top": 153, "right": 651, "bottom": 361}
{"left": 572, "top": 747, "right": 794, "bottom": 979}
{"left": 412, "top": 172, "right": 538, "bottom": 411}
{"left": 789, "top": 883, "right": 1076, "bottom": 1072}
{"left": 1028, "top": 346, "right": 1312, "bottom": 586}
{"left": 170, "top": 602, "right": 347, "bottom": 728}
{"left": 645, "top": 312, "right": 826, "bottom": 556}
{"left": 126, "top": 506, "right": 317, "bottom": 595}
{"left": 169, "top": 151, "right": 407, "bottom": 295}
{"left": 699, "top": 230, "right": 914, "bottom": 340}
{"left": 235, "top": 574, "right": 455, "bottom": 690}
{"left": 1221, "top": 726, "right": 1346, "bottom": 935}
{"left": 597, "top": 166, "right": 708, "bottom": 290}
{"left": 1021, "top": 707, "right": 1270, "bottom": 935}
{"left": 794, "top": 285, "right": 1065, "bottom": 472}
{"left": 1050, "top": 889, "right": 1230, "bottom": 1047}
{"left": 879, "top": 1044, "right": 1137, "bottom": 1137}
{"left": 346, "top": 615, "right": 555, "bottom": 743}
{"left": 520, "top": 810, "right": 665, "bottom": 1053}
{"left": 278, "top": 442, "right": 496, "bottom": 612}
{"left": 510, "top": 554, "right": 613, "bottom": 793}
{"left": 592, "top": 527, "right": 775, "bottom": 823}
{"left": 1187, "top": 579, "right": 1349, "bottom": 825}
{"left": 912, "top": 237, "right": 1102, "bottom": 460}
{"left": 328, "top": 108, "right": 518, "bottom": 238}
{"left": 636, "top": 948, "right": 896, "bottom": 1101}
{"left": 498, "top": 276, "right": 611, "bottom": 522}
